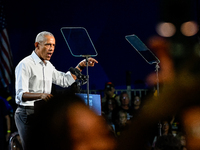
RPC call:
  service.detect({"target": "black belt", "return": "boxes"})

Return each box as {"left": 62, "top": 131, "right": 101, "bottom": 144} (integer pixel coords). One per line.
{"left": 18, "top": 105, "right": 34, "bottom": 110}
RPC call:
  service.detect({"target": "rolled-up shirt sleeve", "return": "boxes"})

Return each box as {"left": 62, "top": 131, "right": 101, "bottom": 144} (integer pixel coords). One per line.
{"left": 52, "top": 67, "right": 75, "bottom": 88}
{"left": 15, "top": 62, "right": 30, "bottom": 104}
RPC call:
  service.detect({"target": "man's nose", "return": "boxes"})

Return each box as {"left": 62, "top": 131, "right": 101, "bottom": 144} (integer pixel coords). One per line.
{"left": 49, "top": 45, "right": 54, "bottom": 50}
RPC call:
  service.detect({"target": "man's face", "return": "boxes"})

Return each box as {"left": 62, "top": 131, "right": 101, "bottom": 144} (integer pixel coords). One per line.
{"left": 106, "top": 87, "right": 115, "bottom": 97}
{"left": 134, "top": 96, "right": 141, "bottom": 106}
{"left": 36, "top": 35, "right": 55, "bottom": 61}
{"left": 121, "top": 93, "right": 129, "bottom": 105}
{"left": 162, "top": 121, "right": 169, "bottom": 132}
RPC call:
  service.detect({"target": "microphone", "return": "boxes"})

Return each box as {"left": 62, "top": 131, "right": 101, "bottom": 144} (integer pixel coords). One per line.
{"left": 69, "top": 67, "right": 87, "bottom": 85}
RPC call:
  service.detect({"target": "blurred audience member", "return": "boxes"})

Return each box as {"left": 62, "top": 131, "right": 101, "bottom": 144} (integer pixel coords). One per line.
{"left": 154, "top": 134, "right": 182, "bottom": 150}
{"left": 132, "top": 95, "right": 141, "bottom": 111}
{"left": 115, "top": 110, "right": 129, "bottom": 137}
{"left": 0, "top": 98, "right": 11, "bottom": 150}
{"left": 102, "top": 97, "right": 118, "bottom": 130}
{"left": 152, "top": 119, "right": 173, "bottom": 148}
{"left": 161, "top": 120, "right": 173, "bottom": 136}
{"left": 0, "top": 96, "right": 13, "bottom": 116}
{"left": 176, "top": 132, "right": 187, "bottom": 150}
{"left": 181, "top": 106, "right": 200, "bottom": 150}
{"left": 131, "top": 95, "right": 142, "bottom": 119}
{"left": 102, "top": 82, "right": 120, "bottom": 109}
{"left": 114, "top": 91, "right": 133, "bottom": 122}
{"left": 0, "top": 95, "right": 18, "bottom": 135}
{"left": 34, "top": 93, "right": 117, "bottom": 150}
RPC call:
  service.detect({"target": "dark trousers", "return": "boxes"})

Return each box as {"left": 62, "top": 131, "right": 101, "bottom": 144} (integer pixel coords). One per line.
{"left": 15, "top": 107, "right": 35, "bottom": 150}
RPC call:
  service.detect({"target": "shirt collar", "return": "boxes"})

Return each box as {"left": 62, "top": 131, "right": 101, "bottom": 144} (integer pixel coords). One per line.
{"left": 31, "top": 51, "right": 48, "bottom": 65}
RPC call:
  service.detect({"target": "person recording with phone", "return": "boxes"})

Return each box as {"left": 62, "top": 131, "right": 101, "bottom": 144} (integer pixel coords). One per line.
{"left": 14, "top": 31, "right": 98, "bottom": 150}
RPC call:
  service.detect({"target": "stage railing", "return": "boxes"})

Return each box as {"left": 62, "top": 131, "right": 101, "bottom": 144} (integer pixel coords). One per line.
{"left": 82, "top": 88, "right": 149, "bottom": 99}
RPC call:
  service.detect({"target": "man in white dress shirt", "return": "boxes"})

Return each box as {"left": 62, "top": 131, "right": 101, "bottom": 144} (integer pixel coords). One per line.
{"left": 14, "top": 31, "right": 98, "bottom": 150}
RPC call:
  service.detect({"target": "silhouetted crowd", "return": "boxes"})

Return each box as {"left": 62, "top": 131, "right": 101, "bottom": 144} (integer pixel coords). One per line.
{"left": 0, "top": 82, "right": 189, "bottom": 150}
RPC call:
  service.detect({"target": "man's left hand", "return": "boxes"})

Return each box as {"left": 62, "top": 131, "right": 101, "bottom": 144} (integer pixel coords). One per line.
{"left": 76, "top": 58, "right": 98, "bottom": 71}
{"left": 87, "top": 58, "right": 98, "bottom": 67}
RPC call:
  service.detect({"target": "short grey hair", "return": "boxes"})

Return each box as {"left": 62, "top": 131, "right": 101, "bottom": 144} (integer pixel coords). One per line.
{"left": 35, "top": 31, "right": 54, "bottom": 43}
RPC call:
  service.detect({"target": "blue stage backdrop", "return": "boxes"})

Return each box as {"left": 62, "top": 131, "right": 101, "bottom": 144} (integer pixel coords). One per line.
{"left": 5, "top": 0, "right": 197, "bottom": 90}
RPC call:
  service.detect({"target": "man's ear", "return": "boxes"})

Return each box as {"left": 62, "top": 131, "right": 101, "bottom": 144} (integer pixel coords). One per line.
{"left": 35, "top": 42, "right": 39, "bottom": 48}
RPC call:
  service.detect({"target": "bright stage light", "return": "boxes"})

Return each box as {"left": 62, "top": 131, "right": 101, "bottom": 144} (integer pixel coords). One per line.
{"left": 156, "top": 22, "right": 176, "bottom": 37}
{"left": 180, "top": 21, "right": 199, "bottom": 37}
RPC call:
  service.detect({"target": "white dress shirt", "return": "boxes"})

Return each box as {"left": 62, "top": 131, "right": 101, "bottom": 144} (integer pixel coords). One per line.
{"left": 15, "top": 51, "right": 75, "bottom": 106}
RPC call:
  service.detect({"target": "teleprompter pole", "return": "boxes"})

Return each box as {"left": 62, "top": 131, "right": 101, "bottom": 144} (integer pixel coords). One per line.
{"left": 82, "top": 55, "right": 90, "bottom": 106}
{"left": 155, "top": 63, "right": 161, "bottom": 136}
